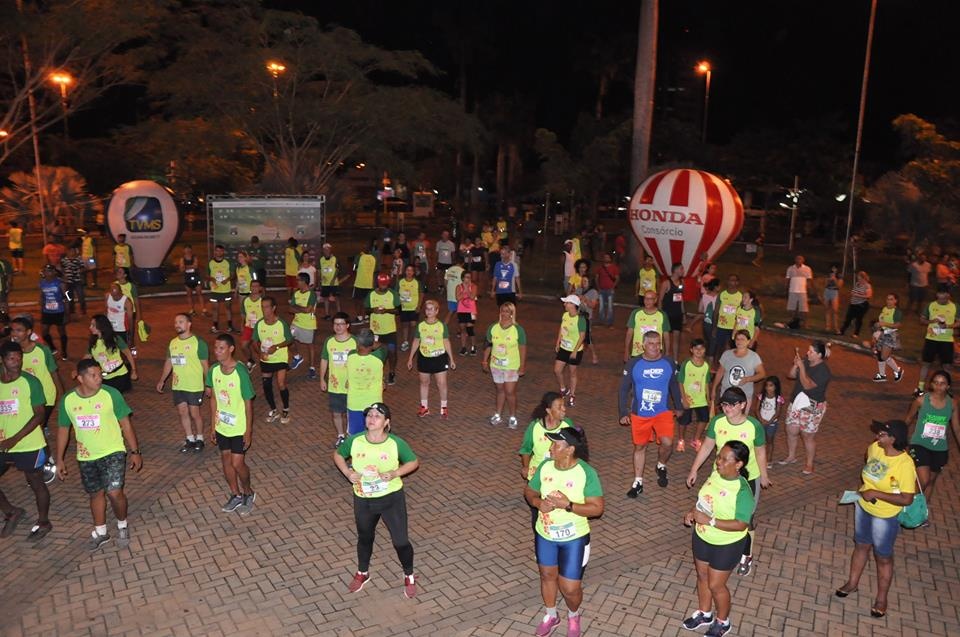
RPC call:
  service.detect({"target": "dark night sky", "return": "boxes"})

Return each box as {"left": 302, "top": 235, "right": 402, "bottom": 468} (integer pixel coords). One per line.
{"left": 267, "top": 0, "right": 960, "bottom": 172}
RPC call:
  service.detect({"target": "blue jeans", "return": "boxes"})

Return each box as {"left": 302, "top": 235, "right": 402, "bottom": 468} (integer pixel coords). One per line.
{"left": 598, "top": 289, "right": 615, "bottom": 326}
{"left": 854, "top": 500, "right": 900, "bottom": 557}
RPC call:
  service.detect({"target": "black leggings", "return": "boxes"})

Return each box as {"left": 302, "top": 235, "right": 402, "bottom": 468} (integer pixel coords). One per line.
{"left": 840, "top": 302, "right": 869, "bottom": 336}
{"left": 354, "top": 489, "right": 414, "bottom": 575}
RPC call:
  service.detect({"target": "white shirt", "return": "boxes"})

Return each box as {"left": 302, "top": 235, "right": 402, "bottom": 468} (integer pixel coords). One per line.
{"left": 786, "top": 264, "right": 812, "bottom": 294}
{"left": 297, "top": 264, "right": 317, "bottom": 287}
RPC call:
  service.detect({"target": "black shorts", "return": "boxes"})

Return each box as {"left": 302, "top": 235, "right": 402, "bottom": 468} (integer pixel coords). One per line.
{"left": 217, "top": 432, "right": 248, "bottom": 455}
{"left": 469, "top": 263, "right": 485, "bottom": 273}
{"left": 400, "top": 310, "right": 419, "bottom": 323}
{"left": 103, "top": 373, "right": 132, "bottom": 394}
{"left": 556, "top": 348, "right": 583, "bottom": 366}
{"left": 0, "top": 448, "right": 46, "bottom": 474}
{"left": 691, "top": 531, "right": 747, "bottom": 571}
{"left": 184, "top": 273, "right": 202, "bottom": 289}
{"left": 457, "top": 312, "right": 475, "bottom": 324}
{"left": 41, "top": 312, "right": 66, "bottom": 326}
{"left": 376, "top": 332, "right": 397, "bottom": 348}
{"left": 353, "top": 287, "right": 372, "bottom": 299}
{"left": 320, "top": 285, "right": 340, "bottom": 298}
{"left": 260, "top": 361, "right": 289, "bottom": 373}
{"left": 666, "top": 313, "right": 684, "bottom": 333}
{"left": 496, "top": 293, "right": 517, "bottom": 306}
{"left": 921, "top": 339, "right": 953, "bottom": 365}
{"left": 78, "top": 451, "right": 127, "bottom": 493}
{"left": 680, "top": 406, "right": 710, "bottom": 425}
{"left": 436, "top": 263, "right": 452, "bottom": 272}
{"left": 172, "top": 390, "right": 204, "bottom": 407}
{"left": 417, "top": 352, "right": 450, "bottom": 374}
{"left": 11, "top": 249, "right": 24, "bottom": 258}
{"left": 909, "top": 444, "right": 948, "bottom": 473}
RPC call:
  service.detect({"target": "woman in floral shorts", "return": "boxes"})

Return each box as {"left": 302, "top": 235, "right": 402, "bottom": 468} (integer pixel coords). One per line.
{"left": 779, "top": 340, "right": 832, "bottom": 475}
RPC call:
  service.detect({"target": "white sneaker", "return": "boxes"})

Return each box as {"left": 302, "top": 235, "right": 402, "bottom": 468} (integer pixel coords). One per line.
{"left": 507, "top": 416, "right": 519, "bottom": 429}
{"left": 489, "top": 413, "right": 502, "bottom": 426}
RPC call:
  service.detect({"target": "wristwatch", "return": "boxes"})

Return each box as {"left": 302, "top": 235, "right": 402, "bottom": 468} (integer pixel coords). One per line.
{"left": 565, "top": 502, "right": 574, "bottom": 512}
{"left": 709, "top": 517, "right": 717, "bottom": 527}
{"left": 129, "top": 450, "right": 142, "bottom": 455}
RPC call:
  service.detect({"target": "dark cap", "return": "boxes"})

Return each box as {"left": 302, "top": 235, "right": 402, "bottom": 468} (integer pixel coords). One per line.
{"left": 363, "top": 402, "right": 392, "bottom": 420}
{"left": 870, "top": 419, "right": 909, "bottom": 450}
{"left": 545, "top": 426, "right": 586, "bottom": 447}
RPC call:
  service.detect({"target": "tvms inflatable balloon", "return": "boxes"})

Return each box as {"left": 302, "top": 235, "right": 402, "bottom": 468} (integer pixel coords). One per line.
{"left": 629, "top": 169, "right": 744, "bottom": 278}
{"left": 106, "top": 180, "right": 180, "bottom": 286}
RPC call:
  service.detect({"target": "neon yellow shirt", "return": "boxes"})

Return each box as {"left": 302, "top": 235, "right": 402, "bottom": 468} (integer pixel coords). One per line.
{"left": 678, "top": 359, "right": 711, "bottom": 408}
{"left": 168, "top": 334, "right": 209, "bottom": 392}
{"left": 21, "top": 343, "right": 58, "bottom": 407}
{"left": 716, "top": 290, "right": 743, "bottom": 330}
{"left": 705, "top": 415, "right": 766, "bottom": 481}
{"left": 205, "top": 362, "right": 255, "bottom": 437}
{"left": 694, "top": 471, "right": 754, "bottom": 545}
{"left": 321, "top": 335, "right": 358, "bottom": 395}
{"left": 559, "top": 312, "right": 587, "bottom": 353}
{"left": 336, "top": 433, "right": 417, "bottom": 498}
{"left": 518, "top": 417, "right": 573, "bottom": 480}
{"left": 284, "top": 246, "right": 303, "bottom": 276}
{"left": 367, "top": 290, "right": 400, "bottom": 335}
{"left": 58, "top": 385, "right": 131, "bottom": 461}
{"left": 487, "top": 323, "right": 527, "bottom": 371}
{"left": 355, "top": 253, "right": 376, "bottom": 289}
{"left": 242, "top": 296, "right": 263, "bottom": 329}
{"left": 254, "top": 318, "right": 293, "bottom": 364}
{"left": 923, "top": 300, "right": 957, "bottom": 343}
{"left": 345, "top": 349, "right": 388, "bottom": 411}
{"left": 291, "top": 289, "right": 318, "bottom": 329}
{"left": 208, "top": 259, "right": 233, "bottom": 293}
{"left": 398, "top": 278, "right": 420, "bottom": 312}
{"left": 626, "top": 309, "right": 671, "bottom": 357}
{"left": 859, "top": 441, "right": 917, "bottom": 518}
{"left": 0, "top": 373, "right": 46, "bottom": 452}
{"left": 90, "top": 337, "right": 129, "bottom": 380}
{"left": 529, "top": 459, "right": 602, "bottom": 541}
{"left": 319, "top": 255, "right": 339, "bottom": 286}
{"left": 114, "top": 244, "right": 132, "bottom": 268}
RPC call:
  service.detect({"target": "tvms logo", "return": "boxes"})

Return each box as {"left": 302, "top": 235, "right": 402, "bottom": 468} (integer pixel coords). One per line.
{"left": 124, "top": 197, "right": 163, "bottom": 233}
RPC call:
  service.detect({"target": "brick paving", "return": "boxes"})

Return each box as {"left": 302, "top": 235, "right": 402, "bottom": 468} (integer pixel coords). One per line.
{"left": 1, "top": 289, "right": 958, "bottom": 637}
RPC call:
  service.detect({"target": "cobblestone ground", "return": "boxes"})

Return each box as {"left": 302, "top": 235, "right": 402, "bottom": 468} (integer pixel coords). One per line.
{"left": 1, "top": 290, "right": 958, "bottom": 637}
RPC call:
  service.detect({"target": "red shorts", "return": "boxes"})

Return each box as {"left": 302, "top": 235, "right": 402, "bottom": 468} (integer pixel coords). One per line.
{"left": 241, "top": 326, "right": 253, "bottom": 342}
{"left": 630, "top": 411, "right": 675, "bottom": 446}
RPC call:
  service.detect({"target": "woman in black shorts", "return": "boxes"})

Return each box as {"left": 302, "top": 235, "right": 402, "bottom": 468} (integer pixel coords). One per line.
{"left": 406, "top": 300, "right": 456, "bottom": 419}
{"left": 659, "top": 262, "right": 686, "bottom": 364}
{"left": 179, "top": 245, "right": 207, "bottom": 317}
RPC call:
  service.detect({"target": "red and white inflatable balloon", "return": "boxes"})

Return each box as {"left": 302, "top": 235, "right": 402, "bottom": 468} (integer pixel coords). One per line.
{"left": 629, "top": 169, "right": 744, "bottom": 277}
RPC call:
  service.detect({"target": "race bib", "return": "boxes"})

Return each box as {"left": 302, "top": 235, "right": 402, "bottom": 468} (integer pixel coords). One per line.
{"left": 246, "top": 311, "right": 258, "bottom": 327}
{"left": 546, "top": 521, "right": 576, "bottom": 541}
{"left": 76, "top": 414, "right": 100, "bottom": 431}
{"left": 641, "top": 388, "right": 662, "bottom": 404}
{"left": 560, "top": 338, "right": 574, "bottom": 351}
{"left": 102, "top": 358, "right": 122, "bottom": 373}
{"left": 672, "top": 293, "right": 683, "bottom": 303}
{"left": 440, "top": 249, "right": 450, "bottom": 259}
{"left": 498, "top": 280, "right": 510, "bottom": 289}
{"left": 45, "top": 300, "right": 59, "bottom": 311}
{"left": 0, "top": 399, "right": 18, "bottom": 416}
{"left": 360, "top": 477, "right": 388, "bottom": 495}
{"left": 695, "top": 497, "right": 713, "bottom": 517}
{"left": 215, "top": 273, "right": 225, "bottom": 283}
{"left": 691, "top": 381, "right": 702, "bottom": 393}
{"left": 722, "top": 304, "right": 736, "bottom": 314}
{"left": 736, "top": 316, "right": 749, "bottom": 328}
{"left": 218, "top": 411, "right": 237, "bottom": 427}
{"left": 494, "top": 357, "right": 509, "bottom": 367}
{"left": 332, "top": 351, "right": 348, "bottom": 365}
{"left": 171, "top": 355, "right": 187, "bottom": 366}
{"left": 322, "top": 266, "right": 333, "bottom": 274}
{"left": 400, "top": 291, "right": 412, "bottom": 302}
{"left": 922, "top": 421, "right": 947, "bottom": 440}
{"left": 261, "top": 338, "right": 274, "bottom": 353}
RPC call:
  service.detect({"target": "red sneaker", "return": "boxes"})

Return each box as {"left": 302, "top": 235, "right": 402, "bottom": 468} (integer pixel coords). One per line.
{"left": 417, "top": 406, "right": 430, "bottom": 418}
{"left": 403, "top": 574, "right": 416, "bottom": 598}
{"left": 347, "top": 571, "right": 370, "bottom": 593}
{"left": 440, "top": 407, "right": 448, "bottom": 419}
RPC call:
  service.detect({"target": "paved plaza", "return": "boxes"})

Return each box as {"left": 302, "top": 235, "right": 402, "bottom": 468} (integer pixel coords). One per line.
{"left": 1, "top": 290, "right": 958, "bottom": 637}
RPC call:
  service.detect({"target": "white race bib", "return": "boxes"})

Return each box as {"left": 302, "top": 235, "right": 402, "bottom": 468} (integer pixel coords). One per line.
{"left": 218, "top": 411, "right": 237, "bottom": 427}
{"left": 360, "top": 478, "right": 388, "bottom": 495}
{"left": 498, "top": 280, "right": 510, "bottom": 290}
{"left": 641, "top": 389, "right": 662, "bottom": 404}
{"left": 171, "top": 355, "right": 187, "bottom": 366}
{"left": 332, "top": 351, "right": 348, "bottom": 365}
{"left": 546, "top": 521, "right": 576, "bottom": 541}
{"left": 922, "top": 421, "right": 947, "bottom": 440}
{"left": 0, "top": 399, "right": 18, "bottom": 416}
{"left": 76, "top": 414, "right": 100, "bottom": 431}
{"left": 672, "top": 293, "right": 683, "bottom": 303}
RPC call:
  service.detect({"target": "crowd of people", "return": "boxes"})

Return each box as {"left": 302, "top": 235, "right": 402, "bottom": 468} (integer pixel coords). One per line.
{"left": 0, "top": 221, "right": 957, "bottom": 636}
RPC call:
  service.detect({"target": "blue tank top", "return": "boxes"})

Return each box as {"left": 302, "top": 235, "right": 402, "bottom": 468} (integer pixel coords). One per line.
{"left": 40, "top": 279, "right": 66, "bottom": 314}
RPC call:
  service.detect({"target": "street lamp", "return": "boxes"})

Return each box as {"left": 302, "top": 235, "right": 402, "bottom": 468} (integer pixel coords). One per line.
{"left": 0, "top": 129, "right": 8, "bottom": 154}
{"left": 266, "top": 61, "right": 286, "bottom": 98}
{"left": 49, "top": 71, "right": 73, "bottom": 138}
{"left": 695, "top": 61, "right": 712, "bottom": 143}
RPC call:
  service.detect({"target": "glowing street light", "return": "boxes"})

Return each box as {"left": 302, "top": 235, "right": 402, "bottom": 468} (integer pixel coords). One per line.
{"left": 0, "top": 129, "right": 8, "bottom": 154}
{"left": 49, "top": 71, "right": 73, "bottom": 138}
{"left": 266, "top": 61, "right": 287, "bottom": 98}
{"left": 695, "top": 61, "right": 712, "bottom": 143}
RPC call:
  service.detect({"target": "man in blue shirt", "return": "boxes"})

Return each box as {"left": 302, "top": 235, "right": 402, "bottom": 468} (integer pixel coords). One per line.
{"left": 619, "top": 331, "right": 682, "bottom": 498}
{"left": 490, "top": 247, "right": 522, "bottom": 307}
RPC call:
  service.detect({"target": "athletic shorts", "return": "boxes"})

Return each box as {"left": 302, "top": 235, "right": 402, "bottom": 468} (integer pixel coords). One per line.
{"left": 630, "top": 411, "right": 675, "bottom": 445}
{"left": 786, "top": 292, "right": 809, "bottom": 312}
{"left": 78, "top": 451, "right": 127, "bottom": 494}
{"left": 922, "top": 339, "right": 953, "bottom": 365}
{"left": 666, "top": 313, "right": 684, "bottom": 334}
{"left": 417, "top": 353, "right": 450, "bottom": 374}
{"left": 447, "top": 301, "right": 458, "bottom": 313}
{"left": 241, "top": 326, "right": 254, "bottom": 342}
{"left": 457, "top": 312, "right": 475, "bottom": 324}
{"left": 710, "top": 327, "right": 733, "bottom": 356}
{"left": 184, "top": 273, "right": 202, "bottom": 289}
{"left": 785, "top": 400, "right": 827, "bottom": 434}
{"left": 400, "top": 310, "right": 419, "bottom": 323}
{"left": 375, "top": 332, "right": 397, "bottom": 349}
{"left": 320, "top": 286, "right": 340, "bottom": 298}
{"left": 436, "top": 263, "right": 452, "bottom": 272}
{"left": 853, "top": 500, "right": 900, "bottom": 558}
{"left": 260, "top": 361, "right": 288, "bottom": 373}
{"left": 556, "top": 348, "right": 583, "bottom": 366}
{"left": 291, "top": 324, "right": 315, "bottom": 344}
{"left": 285, "top": 275, "right": 298, "bottom": 289}
{"left": 41, "top": 312, "right": 66, "bottom": 326}
{"left": 692, "top": 531, "right": 747, "bottom": 571}
{"left": 209, "top": 291, "right": 233, "bottom": 303}
{"left": 347, "top": 409, "right": 365, "bottom": 435}
{"left": 491, "top": 367, "right": 520, "bottom": 384}
{"left": 353, "top": 287, "right": 372, "bottom": 299}
{"left": 103, "top": 373, "right": 132, "bottom": 394}
{"left": 763, "top": 421, "right": 779, "bottom": 440}
{"left": 909, "top": 444, "right": 948, "bottom": 473}
{"left": 11, "top": 249, "right": 24, "bottom": 258}
{"left": 679, "top": 406, "right": 710, "bottom": 426}
{"left": 535, "top": 532, "right": 590, "bottom": 581}
{"left": 216, "top": 432, "right": 247, "bottom": 455}
{"left": 0, "top": 448, "right": 46, "bottom": 474}
{"left": 328, "top": 392, "right": 347, "bottom": 414}
{"left": 172, "top": 390, "right": 203, "bottom": 407}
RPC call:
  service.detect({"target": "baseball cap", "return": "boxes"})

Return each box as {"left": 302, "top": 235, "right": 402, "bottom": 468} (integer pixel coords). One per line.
{"left": 560, "top": 295, "right": 581, "bottom": 307}
{"left": 870, "top": 419, "right": 909, "bottom": 448}
{"left": 544, "top": 427, "right": 585, "bottom": 446}
{"left": 363, "top": 402, "right": 392, "bottom": 419}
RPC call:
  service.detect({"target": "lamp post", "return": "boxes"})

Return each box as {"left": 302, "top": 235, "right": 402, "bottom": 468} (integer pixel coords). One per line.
{"left": 0, "top": 130, "right": 8, "bottom": 155}
{"left": 266, "top": 61, "right": 286, "bottom": 99}
{"left": 695, "top": 61, "right": 712, "bottom": 144}
{"left": 49, "top": 71, "right": 73, "bottom": 139}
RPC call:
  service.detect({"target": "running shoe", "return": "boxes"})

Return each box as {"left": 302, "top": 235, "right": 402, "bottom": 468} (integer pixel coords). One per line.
{"left": 221, "top": 494, "right": 244, "bottom": 512}
{"left": 676, "top": 439, "right": 686, "bottom": 453}
{"left": 400, "top": 341, "right": 410, "bottom": 352}
{"left": 736, "top": 555, "right": 753, "bottom": 576}
{"left": 417, "top": 406, "right": 431, "bottom": 418}
{"left": 567, "top": 614, "right": 581, "bottom": 637}
{"left": 237, "top": 492, "right": 257, "bottom": 514}
{"left": 280, "top": 410, "right": 291, "bottom": 424}
{"left": 209, "top": 325, "right": 218, "bottom": 333}
{"left": 117, "top": 526, "right": 130, "bottom": 549}
{"left": 656, "top": 464, "right": 669, "bottom": 487}
{"left": 705, "top": 620, "right": 732, "bottom": 637}
{"left": 559, "top": 387, "right": 569, "bottom": 397}
{"left": 508, "top": 416, "right": 519, "bottom": 429}
{"left": 440, "top": 407, "right": 449, "bottom": 419}
{"left": 469, "top": 346, "right": 477, "bottom": 356}
{"left": 913, "top": 388, "right": 925, "bottom": 398}
{"left": 130, "top": 347, "right": 138, "bottom": 357}
{"left": 403, "top": 573, "right": 416, "bottom": 599}
{"left": 894, "top": 367, "right": 904, "bottom": 382}
{"left": 626, "top": 480, "right": 643, "bottom": 498}
{"left": 347, "top": 571, "right": 371, "bottom": 593}
{"left": 42, "top": 459, "right": 57, "bottom": 484}
{"left": 228, "top": 324, "right": 238, "bottom": 334}
{"left": 27, "top": 521, "right": 52, "bottom": 541}
{"left": 534, "top": 614, "right": 561, "bottom": 637}
{"left": 351, "top": 316, "right": 364, "bottom": 326}
{"left": 489, "top": 413, "right": 502, "bottom": 426}
{"left": 333, "top": 434, "right": 346, "bottom": 449}
{"left": 179, "top": 439, "right": 196, "bottom": 453}
{"left": 266, "top": 409, "right": 280, "bottom": 423}
{"left": 89, "top": 531, "right": 111, "bottom": 551}
{"left": 308, "top": 367, "right": 318, "bottom": 380}
{"left": 387, "top": 372, "right": 396, "bottom": 385}
{"left": 1, "top": 507, "right": 25, "bottom": 538}
{"left": 459, "top": 347, "right": 468, "bottom": 356}
{"left": 873, "top": 373, "right": 887, "bottom": 382}
{"left": 193, "top": 439, "right": 204, "bottom": 453}
{"left": 691, "top": 438, "right": 702, "bottom": 452}
{"left": 567, "top": 395, "right": 576, "bottom": 407}
{"left": 290, "top": 355, "right": 304, "bottom": 370}
{"left": 682, "top": 611, "right": 713, "bottom": 631}
{"left": 245, "top": 360, "right": 256, "bottom": 371}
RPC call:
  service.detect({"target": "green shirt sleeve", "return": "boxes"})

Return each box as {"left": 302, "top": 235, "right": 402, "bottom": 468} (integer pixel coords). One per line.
{"left": 922, "top": 304, "right": 930, "bottom": 320}
{"left": 308, "top": 291, "right": 317, "bottom": 306}
{"left": 205, "top": 365, "right": 215, "bottom": 388}
{"left": 626, "top": 309, "right": 636, "bottom": 329}
{"left": 582, "top": 461, "right": 603, "bottom": 497}
{"left": 705, "top": 414, "right": 721, "bottom": 439}
{"left": 754, "top": 308, "right": 763, "bottom": 325}
{"left": 892, "top": 308, "right": 903, "bottom": 323}
{"left": 365, "top": 292, "right": 373, "bottom": 309}
{"left": 25, "top": 373, "right": 44, "bottom": 408}
{"left": 577, "top": 315, "right": 586, "bottom": 332}
{"left": 336, "top": 433, "right": 358, "bottom": 458}
{"left": 237, "top": 365, "right": 256, "bottom": 399}
{"left": 518, "top": 421, "right": 536, "bottom": 454}
{"left": 392, "top": 434, "right": 417, "bottom": 463}
{"left": 391, "top": 290, "right": 400, "bottom": 309}
{"left": 748, "top": 416, "right": 767, "bottom": 446}
{"left": 42, "top": 345, "right": 57, "bottom": 372}
{"left": 529, "top": 462, "right": 544, "bottom": 492}
{"left": 441, "top": 322, "right": 449, "bottom": 338}
{"left": 734, "top": 478, "right": 756, "bottom": 523}
{"left": 516, "top": 325, "right": 527, "bottom": 345}
{"left": 372, "top": 347, "right": 388, "bottom": 362}
{"left": 116, "top": 336, "right": 128, "bottom": 351}
{"left": 196, "top": 337, "right": 209, "bottom": 360}
{"left": 485, "top": 324, "right": 495, "bottom": 344}
{"left": 251, "top": 320, "right": 262, "bottom": 342}
{"left": 320, "top": 336, "right": 332, "bottom": 361}
{"left": 103, "top": 385, "right": 133, "bottom": 420}
{"left": 414, "top": 323, "right": 423, "bottom": 340}
{"left": 57, "top": 391, "right": 74, "bottom": 427}
{"left": 678, "top": 360, "right": 688, "bottom": 383}
{"left": 281, "top": 319, "right": 293, "bottom": 341}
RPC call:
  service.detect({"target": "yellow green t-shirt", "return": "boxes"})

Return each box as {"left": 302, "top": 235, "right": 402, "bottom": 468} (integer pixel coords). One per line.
{"left": 242, "top": 296, "right": 263, "bottom": 329}
{"left": 236, "top": 264, "right": 252, "bottom": 295}
{"left": 415, "top": 321, "right": 448, "bottom": 358}
{"left": 678, "top": 359, "right": 711, "bottom": 408}
{"left": 116, "top": 280, "right": 138, "bottom": 307}
{"left": 345, "top": 348, "right": 388, "bottom": 411}
{"left": 114, "top": 243, "right": 132, "bottom": 268}
{"left": 205, "top": 362, "right": 255, "bottom": 437}
{"left": 626, "top": 309, "right": 671, "bottom": 356}
{"left": 518, "top": 417, "right": 574, "bottom": 480}
{"left": 254, "top": 318, "right": 293, "bottom": 364}
{"left": 705, "top": 415, "right": 766, "bottom": 481}
{"left": 21, "top": 343, "right": 58, "bottom": 407}
{"left": 734, "top": 306, "right": 761, "bottom": 339}
{"left": 8, "top": 227, "right": 23, "bottom": 250}
{"left": 878, "top": 306, "right": 901, "bottom": 326}
{"left": 0, "top": 373, "right": 46, "bottom": 452}
{"left": 486, "top": 323, "right": 527, "bottom": 371}
{"left": 716, "top": 290, "right": 743, "bottom": 330}
{"left": 208, "top": 259, "right": 234, "bottom": 294}
{"left": 168, "top": 334, "right": 209, "bottom": 392}
{"left": 336, "top": 433, "right": 417, "bottom": 498}
{"left": 923, "top": 301, "right": 957, "bottom": 343}
{"left": 90, "top": 337, "right": 130, "bottom": 380}
{"left": 354, "top": 253, "right": 376, "bottom": 289}
{"left": 367, "top": 289, "right": 400, "bottom": 335}
{"left": 559, "top": 312, "right": 587, "bottom": 353}
{"left": 529, "top": 459, "right": 602, "bottom": 541}
{"left": 321, "top": 335, "right": 358, "bottom": 395}
{"left": 319, "top": 255, "right": 339, "bottom": 286}
{"left": 81, "top": 236, "right": 95, "bottom": 259}
{"left": 291, "top": 289, "right": 318, "bottom": 329}
{"left": 859, "top": 441, "right": 918, "bottom": 518}
{"left": 57, "top": 385, "right": 131, "bottom": 461}
{"left": 398, "top": 278, "right": 420, "bottom": 312}
{"left": 694, "top": 471, "right": 755, "bottom": 545}
{"left": 637, "top": 267, "right": 658, "bottom": 294}
{"left": 284, "top": 246, "right": 303, "bottom": 276}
